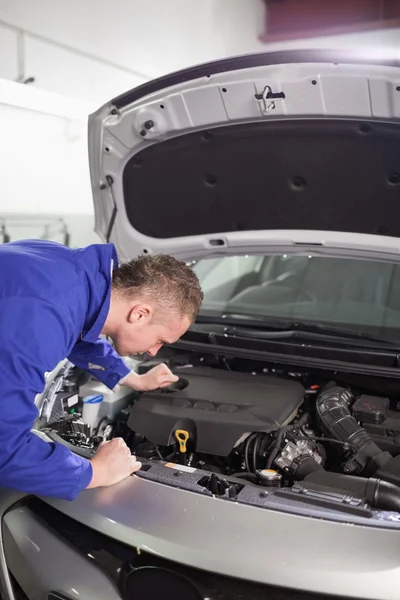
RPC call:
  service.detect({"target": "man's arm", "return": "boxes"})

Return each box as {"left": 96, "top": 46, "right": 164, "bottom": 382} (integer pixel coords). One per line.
{"left": 0, "top": 297, "right": 93, "bottom": 500}
{"left": 68, "top": 338, "right": 179, "bottom": 391}
{"left": 68, "top": 337, "right": 131, "bottom": 390}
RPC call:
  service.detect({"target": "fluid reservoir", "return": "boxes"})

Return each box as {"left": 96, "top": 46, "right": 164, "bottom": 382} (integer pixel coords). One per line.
{"left": 79, "top": 379, "right": 135, "bottom": 424}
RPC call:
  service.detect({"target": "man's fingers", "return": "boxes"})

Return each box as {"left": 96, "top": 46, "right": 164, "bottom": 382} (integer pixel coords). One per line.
{"left": 159, "top": 381, "right": 172, "bottom": 388}
{"left": 115, "top": 437, "right": 127, "bottom": 448}
{"left": 158, "top": 368, "right": 179, "bottom": 382}
{"left": 157, "top": 364, "right": 177, "bottom": 377}
{"left": 159, "top": 376, "right": 179, "bottom": 387}
{"left": 130, "top": 458, "right": 142, "bottom": 473}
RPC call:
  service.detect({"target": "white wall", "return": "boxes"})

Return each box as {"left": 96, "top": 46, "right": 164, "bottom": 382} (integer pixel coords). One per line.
{"left": 23, "top": 35, "right": 147, "bottom": 105}
{"left": 0, "top": 77, "right": 101, "bottom": 246}
{"left": 2, "top": 0, "right": 400, "bottom": 107}
{"left": 0, "top": 0, "right": 261, "bottom": 76}
{"left": 0, "top": 21, "right": 148, "bottom": 106}
{"left": 0, "top": 77, "right": 94, "bottom": 214}
{"left": 2, "top": 2, "right": 400, "bottom": 70}
{"left": 0, "top": 0, "right": 264, "bottom": 105}
{"left": 0, "top": 0, "right": 266, "bottom": 242}
{"left": 0, "top": 23, "right": 19, "bottom": 80}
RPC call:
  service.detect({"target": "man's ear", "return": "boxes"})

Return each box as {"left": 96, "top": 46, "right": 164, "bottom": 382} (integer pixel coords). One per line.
{"left": 128, "top": 303, "right": 152, "bottom": 324}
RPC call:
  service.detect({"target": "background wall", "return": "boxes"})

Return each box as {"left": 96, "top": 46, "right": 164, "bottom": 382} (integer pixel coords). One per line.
{"left": 0, "top": 78, "right": 98, "bottom": 246}
{"left": 1, "top": 0, "right": 399, "bottom": 105}
{"left": 0, "top": 0, "right": 264, "bottom": 105}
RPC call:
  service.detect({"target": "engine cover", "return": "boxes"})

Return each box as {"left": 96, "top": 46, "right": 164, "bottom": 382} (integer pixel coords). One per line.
{"left": 128, "top": 367, "right": 304, "bottom": 456}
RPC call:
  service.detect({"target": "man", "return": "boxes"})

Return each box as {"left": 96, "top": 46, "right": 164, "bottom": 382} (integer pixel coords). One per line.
{"left": 0, "top": 239, "right": 202, "bottom": 501}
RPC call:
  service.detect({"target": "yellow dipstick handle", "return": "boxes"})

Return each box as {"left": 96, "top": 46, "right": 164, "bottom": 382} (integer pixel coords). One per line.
{"left": 175, "top": 429, "right": 189, "bottom": 453}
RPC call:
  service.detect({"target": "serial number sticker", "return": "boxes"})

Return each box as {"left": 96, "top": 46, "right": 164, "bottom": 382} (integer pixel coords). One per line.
{"left": 165, "top": 462, "right": 196, "bottom": 473}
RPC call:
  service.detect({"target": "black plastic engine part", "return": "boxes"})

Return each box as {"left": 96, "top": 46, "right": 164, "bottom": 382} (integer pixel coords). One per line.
{"left": 274, "top": 487, "right": 373, "bottom": 517}
{"left": 376, "top": 454, "right": 400, "bottom": 488}
{"left": 197, "top": 473, "right": 244, "bottom": 498}
{"left": 45, "top": 430, "right": 95, "bottom": 459}
{"left": 316, "top": 386, "right": 391, "bottom": 476}
{"left": 368, "top": 432, "right": 400, "bottom": 457}
{"left": 362, "top": 410, "right": 400, "bottom": 443}
{"left": 128, "top": 367, "right": 304, "bottom": 456}
{"left": 360, "top": 410, "right": 400, "bottom": 452}
{"left": 352, "top": 394, "right": 390, "bottom": 424}
{"left": 292, "top": 456, "right": 325, "bottom": 480}
{"left": 305, "top": 471, "right": 400, "bottom": 512}
{"left": 47, "top": 414, "right": 92, "bottom": 446}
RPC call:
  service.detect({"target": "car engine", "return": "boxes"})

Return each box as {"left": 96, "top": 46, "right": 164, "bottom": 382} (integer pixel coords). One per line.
{"left": 128, "top": 367, "right": 304, "bottom": 456}
{"left": 35, "top": 352, "right": 400, "bottom": 514}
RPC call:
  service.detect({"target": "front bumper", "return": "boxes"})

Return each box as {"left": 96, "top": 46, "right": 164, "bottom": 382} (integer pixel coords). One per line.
{"left": 1, "top": 472, "right": 400, "bottom": 599}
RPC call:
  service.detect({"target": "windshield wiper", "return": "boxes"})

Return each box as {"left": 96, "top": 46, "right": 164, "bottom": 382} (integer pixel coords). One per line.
{"left": 196, "top": 315, "right": 400, "bottom": 347}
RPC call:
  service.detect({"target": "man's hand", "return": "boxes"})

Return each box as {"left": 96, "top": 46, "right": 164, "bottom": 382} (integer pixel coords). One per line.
{"left": 87, "top": 438, "right": 141, "bottom": 490}
{"left": 122, "top": 363, "right": 179, "bottom": 392}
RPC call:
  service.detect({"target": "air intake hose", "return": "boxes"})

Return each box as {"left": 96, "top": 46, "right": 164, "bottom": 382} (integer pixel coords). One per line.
{"left": 305, "top": 471, "right": 400, "bottom": 512}
{"left": 316, "top": 386, "right": 391, "bottom": 476}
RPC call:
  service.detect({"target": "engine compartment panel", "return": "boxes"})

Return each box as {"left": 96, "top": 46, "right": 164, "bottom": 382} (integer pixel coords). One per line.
{"left": 127, "top": 367, "right": 304, "bottom": 456}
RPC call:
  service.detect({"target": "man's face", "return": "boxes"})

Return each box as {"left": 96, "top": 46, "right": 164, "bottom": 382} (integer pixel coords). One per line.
{"left": 111, "top": 306, "right": 191, "bottom": 357}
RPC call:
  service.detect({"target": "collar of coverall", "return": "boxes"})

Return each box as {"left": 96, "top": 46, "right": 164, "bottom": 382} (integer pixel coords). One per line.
{"left": 80, "top": 243, "right": 119, "bottom": 343}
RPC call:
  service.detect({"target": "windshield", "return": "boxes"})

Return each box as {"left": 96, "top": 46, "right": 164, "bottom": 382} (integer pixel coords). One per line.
{"left": 192, "top": 254, "right": 400, "bottom": 338}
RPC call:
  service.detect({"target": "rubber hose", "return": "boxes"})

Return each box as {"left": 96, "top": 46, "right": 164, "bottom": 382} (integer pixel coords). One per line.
{"left": 316, "top": 386, "right": 391, "bottom": 476}
{"left": 305, "top": 471, "right": 400, "bottom": 512}
{"left": 293, "top": 456, "right": 325, "bottom": 480}
{"left": 266, "top": 428, "right": 286, "bottom": 469}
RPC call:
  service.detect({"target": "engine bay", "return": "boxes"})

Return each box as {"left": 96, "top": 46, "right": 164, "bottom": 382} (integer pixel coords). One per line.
{"left": 36, "top": 350, "right": 400, "bottom": 517}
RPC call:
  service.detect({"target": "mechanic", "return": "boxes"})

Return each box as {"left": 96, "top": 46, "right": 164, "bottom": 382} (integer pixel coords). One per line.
{"left": 0, "top": 239, "right": 202, "bottom": 500}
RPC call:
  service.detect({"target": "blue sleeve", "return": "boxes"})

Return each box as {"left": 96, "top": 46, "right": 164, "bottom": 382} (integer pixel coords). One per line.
{"left": 68, "top": 338, "right": 131, "bottom": 390}
{"left": 0, "top": 297, "right": 93, "bottom": 501}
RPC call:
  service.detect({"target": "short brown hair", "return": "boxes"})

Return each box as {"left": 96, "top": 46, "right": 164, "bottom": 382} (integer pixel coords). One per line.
{"left": 112, "top": 254, "right": 203, "bottom": 321}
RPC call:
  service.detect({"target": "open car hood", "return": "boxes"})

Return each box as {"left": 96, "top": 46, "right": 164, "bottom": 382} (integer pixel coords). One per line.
{"left": 88, "top": 49, "right": 400, "bottom": 262}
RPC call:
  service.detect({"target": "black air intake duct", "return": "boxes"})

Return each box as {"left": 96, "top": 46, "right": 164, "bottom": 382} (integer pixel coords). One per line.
{"left": 316, "top": 386, "right": 391, "bottom": 476}
{"left": 305, "top": 471, "right": 400, "bottom": 512}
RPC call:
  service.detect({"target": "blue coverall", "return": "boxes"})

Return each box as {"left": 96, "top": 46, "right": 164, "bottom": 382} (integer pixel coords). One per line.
{"left": 0, "top": 239, "right": 131, "bottom": 500}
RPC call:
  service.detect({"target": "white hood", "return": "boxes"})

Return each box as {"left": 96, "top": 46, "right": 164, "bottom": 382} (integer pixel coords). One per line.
{"left": 88, "top": 49, "right": 400, "bottom": 263}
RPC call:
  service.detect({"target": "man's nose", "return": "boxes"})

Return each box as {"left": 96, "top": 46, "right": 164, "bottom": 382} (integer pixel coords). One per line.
{"left": 147, "top": 344, "right": 162, "bottom": 357}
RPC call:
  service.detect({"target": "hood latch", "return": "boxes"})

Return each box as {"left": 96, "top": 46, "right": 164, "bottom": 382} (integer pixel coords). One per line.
{"left": 255, "top": 85, "right": 286, "bottom": 114}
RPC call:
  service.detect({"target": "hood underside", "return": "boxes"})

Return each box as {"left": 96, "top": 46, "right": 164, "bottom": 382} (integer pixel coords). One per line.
{"left": 88, "top": 49, "right": 400, "bottom": 262}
